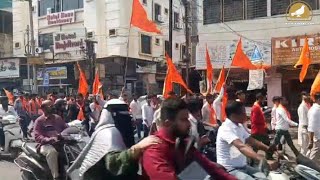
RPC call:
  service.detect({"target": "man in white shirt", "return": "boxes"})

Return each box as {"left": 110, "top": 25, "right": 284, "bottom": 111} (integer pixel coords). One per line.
{"left": 130, "top": 94, "right": 143, "bottom": 139}
{"left": 216, "top": 101, "right": 271, "bottom": 180}
{"left": 141, "top": 95, "right": 154, "bottom": 138}
{"left": 297, "top": 93, "right": 311, "bottom": 155}
{"left": 271, "top": 96, "right": 281, "bottom": 131}
{"left": 270, "top": 97, "right": 299, "bottom": 157}
{"left": 308, "top": 93, "right": 320, "bottom": 164}
{"left": 213, "top": 86, "right": 225, "bottom": 125}
{"left": 202, "top": 94, "right": 219, "bottom": 128}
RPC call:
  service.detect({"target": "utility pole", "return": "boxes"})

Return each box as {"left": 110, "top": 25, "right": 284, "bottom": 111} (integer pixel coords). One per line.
{"left": 85, "top": 40, "right": 97, "bottom": 90}
{"left": 28, "top": 0, "right": 37, "bottom": 93}
{"left": 183, "top": 0, "right": 190, "bottom": 87}
{"left": 26, "top": 26, "right": 31, "bottom": 91}
{"left": 169, "top": 0, "right": 173, "bottom": 57}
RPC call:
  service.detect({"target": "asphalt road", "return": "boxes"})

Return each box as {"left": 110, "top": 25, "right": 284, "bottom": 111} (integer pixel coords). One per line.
{"left": 0, "top": 158, "right": 21, "bottom": 180}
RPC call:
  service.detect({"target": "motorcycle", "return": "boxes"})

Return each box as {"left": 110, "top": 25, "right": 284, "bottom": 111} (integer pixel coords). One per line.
{"left": 14, "top": 126, "right": 89, "bottom": 180}
{"left": 0, "top": 114, "right": 23, "bottom": 158}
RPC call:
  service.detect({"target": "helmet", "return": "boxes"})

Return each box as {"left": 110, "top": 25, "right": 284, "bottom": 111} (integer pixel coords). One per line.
{"left": 54, "top": 98, "right": 67, "bottom": 106}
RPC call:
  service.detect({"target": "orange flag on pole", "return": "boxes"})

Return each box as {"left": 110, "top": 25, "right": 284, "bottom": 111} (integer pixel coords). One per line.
{"left": 3, "top": 88, "right": 14, "bottom": 105}
{"left": 92, "top": 70, "right": 102, "bottom": 95}
{"left": 214, "top": 66, "right": 225, "bottom": 92}
{"left": 130, "top": 0, "right": 161, "bottom": 34}
{"left": 231, "top": 38, "right": 257, "bottom": 70}
{"left": 163, "top": 54, "right": 193, "bottom": 98}
{"left": 294, "top": 37, "right": 311, "bottom": 83}
{"left": 206, "top": 46, "right": 213, "bottom": 94}
{"left": 311, "top": 71, "right": 320, "bottom": 98}
{"left": 77, "top": 62, "right": 88, "bottom": 97}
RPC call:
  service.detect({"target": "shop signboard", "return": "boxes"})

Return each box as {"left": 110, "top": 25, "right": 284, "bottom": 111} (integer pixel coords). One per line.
{"left": 53, "top": 29, "right": 86, "bottom": 54}
{"left": 247, "top": 70, "right": 264, "bottom": 91}
{"left": 37, "top": 66, "right": 67, "bottom": 80}
{"left": 272, "top": 34, "right": 320, "bottom": 66}
{"left": 43, "top": 72, "right": 50, "bottom": 86}
{"left": 196, "top": 40, "right": 271, "bottom": 69}
{"left": 47, "top": 10, "right": 75, "bottom": 26}
{"left": 0, "top": 58, "right": 19, "bottom": 79}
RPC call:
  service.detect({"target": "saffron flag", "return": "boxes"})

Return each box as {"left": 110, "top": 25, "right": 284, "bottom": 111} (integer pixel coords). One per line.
{"left": 130, "top": 0, "right": 161, "bottom": 34}
{"left": 92, "top": 70, "right": 102, "bottom": 95}
{"left": 231, "top": 38, "right": 257, "bottom": 70}
{"left": 206, "top": 46, "right": 213, "bottom": 94}
{"left": 163, "top": 54, "right": 193, "bottom": 98}
{"left": 214, "top": 66, "right": 225, "bottom": 93}
{"left": 294, "top": 37, "right": 311, "bottom": 83}
{"left": 3, "top": 88, "right": 14, "bottom": 105}
{"left": 311, "top": 71, "right": 320, "bottom": 98}
{"left": 77, "top": 62, "right": 88, "bottom": 97}
{"left": 221, "top": 93, "right": 228, "bottom": 121}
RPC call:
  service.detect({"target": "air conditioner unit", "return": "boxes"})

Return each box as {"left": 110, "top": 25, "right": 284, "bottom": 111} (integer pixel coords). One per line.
{"left": 47, "top": 8, "right": 53, "bottom": 15}
{"left": 157, "top": 15, "right": 165, "bottom": 23}
{"left": 35, "top": 47, "right": 44, "bottom": 54}
{"left": 175, "top": 22, "right": 183, "bottom": 29}
{"left": 86, "top": 32, "right": 94, "bottom": 39}
{"left": 14, "top": 42, "right": 21, "bottom": 49}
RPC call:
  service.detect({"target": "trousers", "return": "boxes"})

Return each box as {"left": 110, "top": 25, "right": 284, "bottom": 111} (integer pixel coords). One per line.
{"left": 40, "top": 145, "right": 59, "bottom": 179}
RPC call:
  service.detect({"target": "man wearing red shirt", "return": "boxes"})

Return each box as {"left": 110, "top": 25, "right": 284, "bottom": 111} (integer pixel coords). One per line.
{"left": 251, "top": 93, "right": 272, "bottom": 159}
{"left": 141, "top": 98, "right": 236, "bottom": 180}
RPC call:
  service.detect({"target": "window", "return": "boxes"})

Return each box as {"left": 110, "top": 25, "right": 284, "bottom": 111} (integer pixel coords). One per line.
{"left": 142, "top": 0, "right": 147, "bottom": 5}
{"left": 154, "top": 3, "right": 162, "bottom": 22}
{"left": 38, "top": 33, "right": 53, "bottom": 50}
{"left": 165, "top": 40, "right": 170, "bottom": 54}
{"left": 180, "top": 44, "right": 186, "bottom": 60}
{"left": 0, "top": 10, "right": 12, "bottom": 34}
{"left": 155, "top": 38, "right": 160, "bottom": 46}
{"left": 175, "top": 43, "right": 179, "bottom": 49}
{"left": 246, "top": 0, "right": 267, "bottom": 19}
{"left": 165, "top": 8, "right": 169, "bottom": 14}
{"left": 223, "top": 0, "right": 244, "bottom": 22}
{"left": 203, "top": 0, "right": 222, "bottom": 24}
{"left": 302, "top": 0, "right": 319, "bottom": 10}
{"left": 109, "top": 29, "right": 117, "bottom": 37}
{"left": 62, "top": 0, "right": 83, "bottom": 11}
{"left": 38, "top": 0, "right": 83, "bottom": 16}
{"left": 174, "top": 12, "right": 180, "bottom": 29}
{"left": 271, "top": 0, "right": 291, "bottom": 16}
{"left": 140, "top": 34, "right": 152, "bottom": 55}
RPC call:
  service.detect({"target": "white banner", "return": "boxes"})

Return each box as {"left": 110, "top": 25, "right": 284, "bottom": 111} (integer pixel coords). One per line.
{"left": 0, "top": 59, "right": 20, "bottom": 78}
{"left": 47, "top": 10, "right": 75, "bottom": 26}
{"left": 196, "top": 40, "right": 271, "bottom": 69}
{"left": 247, "top": 70, "right": 264, "bottom": 91}
{"left": 53, "top": 29, "right": 86, "bottom": 54}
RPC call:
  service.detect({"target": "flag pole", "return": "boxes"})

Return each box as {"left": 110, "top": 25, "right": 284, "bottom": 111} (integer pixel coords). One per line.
{"left": 124, "top": 27, "right": 131, "bottom": 88}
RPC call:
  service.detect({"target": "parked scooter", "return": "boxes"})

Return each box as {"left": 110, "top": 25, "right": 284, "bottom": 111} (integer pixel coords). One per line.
{"left": 14, "top": 126, "right": 89, "bottom": 180}
{"left": 0, "top": 114, "right": 23, "bottom": 158}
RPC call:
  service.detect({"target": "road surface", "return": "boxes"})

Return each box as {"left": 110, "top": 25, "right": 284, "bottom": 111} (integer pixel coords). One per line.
{"left": 0, "top": 159, "right": 21, "bottom": 180}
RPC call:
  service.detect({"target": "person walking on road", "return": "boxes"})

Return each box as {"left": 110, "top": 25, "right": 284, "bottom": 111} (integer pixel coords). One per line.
{"left": 297, "top": 92, "right": 311, "bottom": 156}
{"left": 308, "top": 93, "right": 320, "bottom": 164}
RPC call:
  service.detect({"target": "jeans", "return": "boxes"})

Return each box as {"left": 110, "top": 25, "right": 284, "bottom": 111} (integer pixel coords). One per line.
{"left": 40, "top": 145, "right": 59, "bottom": 179}
{"left": 227, "top": 165, "right": 268, "bottom": 180}
{"left": 272, "top": 129, "right": 299, "bottom": 156}
{"left": 19, "top": 116, "right": 30, "bottom": 139}
{"left": 251, "top": 134, "right": 273, "bottom": 159}
{"left": 136, "top": 119, "right": 143, "bottom": 139}
{"left": 143, "top": 124, "right": 150, "bottom": 138}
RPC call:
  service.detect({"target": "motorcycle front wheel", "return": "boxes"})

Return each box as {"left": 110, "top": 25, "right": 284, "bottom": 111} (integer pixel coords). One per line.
{"left": 21, "top": 171, "right": 36, "bottom": 180}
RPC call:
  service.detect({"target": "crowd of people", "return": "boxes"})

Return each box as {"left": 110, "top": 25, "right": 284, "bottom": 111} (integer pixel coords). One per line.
{"left": 0, "top": 86, "right": 319, "bottom": 180}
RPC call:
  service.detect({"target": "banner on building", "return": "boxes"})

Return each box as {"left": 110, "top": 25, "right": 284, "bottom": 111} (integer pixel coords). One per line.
{"left": 47, "top": 10, "right": 75, "bottom": 26}
{"left": 196, "top": 40, "right": 271, "bottom": 69}
{"left": 272, "top": 34, "right": 320, "bottom": 66}
{"left": 53, "top": 29, "right": 86, "bottom": 54}
{"left": 136, "top": 64, "right": 157, "bottom": 74}
{"left": 37, "top": 67, "right": 67, "bottom": 80}
{"left": 0, "top": 59, "right": 19, "bottom": 79}
{"left": 247, "top": 70, "right": 264, "bottom": 91}
{"left": 43, "top": 72, "right": 50, "bottom": 86}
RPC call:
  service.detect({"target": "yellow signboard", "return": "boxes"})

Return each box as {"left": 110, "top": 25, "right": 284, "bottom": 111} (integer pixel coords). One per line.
{"left": 27, "top": 57, "right": 45, "bottom": 65}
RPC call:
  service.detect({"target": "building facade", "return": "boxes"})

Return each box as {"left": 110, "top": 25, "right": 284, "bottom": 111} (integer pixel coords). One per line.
{"left": 12, "top": 0, "right": 186, "bottom": 96}
{"left": 198, "top": 0, "right": 320, "bottom": 119}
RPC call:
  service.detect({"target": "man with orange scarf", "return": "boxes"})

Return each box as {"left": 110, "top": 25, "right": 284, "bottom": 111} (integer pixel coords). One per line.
{"left": 270, "top": 97, "right": 299, "bottom": 156}
{"left": 202, "top": 94, "right": 219, "bottom": 128}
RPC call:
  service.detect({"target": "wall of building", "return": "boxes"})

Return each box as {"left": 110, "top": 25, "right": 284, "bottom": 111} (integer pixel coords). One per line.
{"left": 0, "top": 33, "right": 13, "bottom": 57}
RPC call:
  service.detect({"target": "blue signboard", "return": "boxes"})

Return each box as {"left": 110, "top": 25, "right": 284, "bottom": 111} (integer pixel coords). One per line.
{"left": 251, "top": 46, "right": 263, "bottom": 62}
{"left": 43, "top": 72, "right": 50, "bottom": 87}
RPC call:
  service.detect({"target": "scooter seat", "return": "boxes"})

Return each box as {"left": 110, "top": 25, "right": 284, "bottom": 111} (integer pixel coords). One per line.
{"left": 24, "top": 142, "right": 42, "bottom": 159}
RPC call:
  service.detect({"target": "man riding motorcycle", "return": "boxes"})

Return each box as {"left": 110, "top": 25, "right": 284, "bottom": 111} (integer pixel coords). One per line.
{"left": 33, "top": 100, "right": 68, "bottom": 180}
{"left": 67, "top": 99, "right": 160, "bottom": 180}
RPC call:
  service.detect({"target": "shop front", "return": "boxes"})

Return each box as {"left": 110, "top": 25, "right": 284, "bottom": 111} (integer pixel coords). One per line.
{"left": 271, "top": 34, "right": 320, "bottom": 120}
